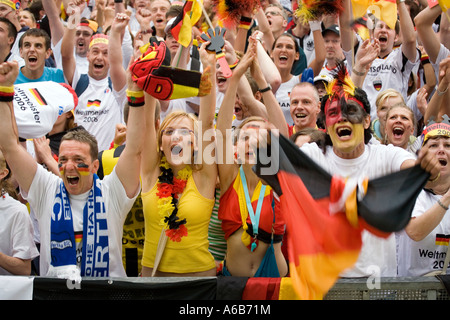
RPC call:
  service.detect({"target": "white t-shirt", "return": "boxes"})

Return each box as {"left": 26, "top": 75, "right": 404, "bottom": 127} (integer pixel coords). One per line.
{"left": 0, "top": 193, "right": 39, "bottom": 275}
{"left": 362, "top": 46, "right": 419, "bottom": 122}
{"left": 275, "top": 76, "right": 301, "bottom": 126}
{"left": 431, "top": 44, "right": 450, "bottom": 84}
{"left": 300, "top": 142, "right": 415, "bottom": 277}
{"left": 13, "top": 81, "right": 76, "bottom": 139}
{"left": 72, "top": 69, "right": 127, "bottom": 152}
{"left": 397, "top": 190, "right": 450, "bottom": 276}
{"left": 23, "top": 165, "right": 138, "bottom": 277}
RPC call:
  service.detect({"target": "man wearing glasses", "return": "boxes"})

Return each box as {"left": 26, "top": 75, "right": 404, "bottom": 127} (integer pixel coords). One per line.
{"left": 264, "top": 3, "right": 288, "bottom": 42}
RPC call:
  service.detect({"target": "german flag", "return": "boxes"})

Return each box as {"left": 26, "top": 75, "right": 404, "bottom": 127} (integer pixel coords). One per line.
{"left": 87, "top": 99, "right": 101, "bottom": 108}
{"left": 351, "top": 0, "right": 397, "bottom": 30}
{"left": 29, "top": 88, "right": 48, "bottom": 106}
{"left": 77, "top": 163, "right": 90, "bottom": 176}
{"left": 436, "top": 234, "right": 450, "bottom": 246}
{"left": 253, "top": 133, "right": 429, "bottom": 299}
{"left": 169, "top": 0, "right": 203, "bottom": 47}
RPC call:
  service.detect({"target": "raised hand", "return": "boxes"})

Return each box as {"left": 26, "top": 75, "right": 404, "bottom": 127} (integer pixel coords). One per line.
{"left": 0, "top": 61, "right": 19, "bottom": 86}
{"left": 200, "top": 27, "right": 232, "bottom": 78}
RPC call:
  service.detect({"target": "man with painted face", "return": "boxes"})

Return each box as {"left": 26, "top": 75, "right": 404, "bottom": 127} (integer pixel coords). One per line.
{"left": 0, "top": 57, "right": 146, "bottom": 279}
{"left": 299, "top": 66, "right": 440, "bottom": 277}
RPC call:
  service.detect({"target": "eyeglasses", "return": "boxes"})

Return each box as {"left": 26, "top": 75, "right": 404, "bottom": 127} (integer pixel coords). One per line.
{"left": 265, "top": 11, "right": 282, "bottom": 17}
{"left": 162, "top": 128, "right": 194, "bottom": 136}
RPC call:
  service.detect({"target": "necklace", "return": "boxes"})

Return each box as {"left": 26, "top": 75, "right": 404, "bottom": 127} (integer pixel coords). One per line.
{"left": 156, "top": 157, "right": 192, "bottom": 242}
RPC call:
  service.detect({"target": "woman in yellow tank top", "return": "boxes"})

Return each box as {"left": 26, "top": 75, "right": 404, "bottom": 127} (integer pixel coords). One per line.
{"left": 140, "top": 42, "right": 218, "bottom": 277}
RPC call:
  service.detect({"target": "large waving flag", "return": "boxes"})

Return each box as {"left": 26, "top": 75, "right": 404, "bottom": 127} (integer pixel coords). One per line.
{"left": 253, "top": 133, "right": 429, "bottom": 299}
{"left": 351, "top": 0, "right": 397, "bottom": 30}
{"left": 170, "top": 0, "right": 203, "bottom": 47}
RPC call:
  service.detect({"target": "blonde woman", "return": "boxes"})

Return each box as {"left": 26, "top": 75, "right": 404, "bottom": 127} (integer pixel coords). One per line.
{"left": 384, "top": 104, "right": 419, "bottom": 154}
{"left": 216, "top": 37, "right": 288, "bottom": 277}
{"left": 140, "top": 42, "right": 218, "bottom": 277}
{"left": 372, "top": 89, "right": 406, "bottom": 142}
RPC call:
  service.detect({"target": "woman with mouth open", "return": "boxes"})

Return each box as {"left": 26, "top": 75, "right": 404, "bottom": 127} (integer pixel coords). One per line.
{"left": 216, "top": 37, "right": 289, "bottom": 278}
{"left": 383, "top": 103, "right": 420, "bottom": 155}
{"left": 139, "top": 41, "right": 218, "bottom": 277}
{"left": 397, "top": 119, "right": 450, "bottom": 276}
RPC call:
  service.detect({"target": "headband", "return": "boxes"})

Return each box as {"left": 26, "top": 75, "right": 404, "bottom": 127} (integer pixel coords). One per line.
{"left": 89, "top": 34, "right": 108, "bottom": 48}
{"left": 79, "top": 19, "right": 98, "bottom": 33}
{"left": 421, "top": 121, "right": 450, "bottom": 146}
{"left": 0, "top": 0, "right": 20, "bottom": 10}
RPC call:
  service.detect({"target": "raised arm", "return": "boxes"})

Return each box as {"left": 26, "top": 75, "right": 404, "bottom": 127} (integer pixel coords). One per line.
{"left": 61, "top": 0, "right": 82, "bottom": 85}
{"left": 114, "top": 70, "right": 146, "bottom": 198}
{"left": 398, "top": 0, "right": 418, "bottom": 62}
{"left": 424, "top": 56, "right": 450, "bottom": 124}
{"left": 414, "top": 3, "right": 443, "bottom": 64}
{"left": 216, "top": 39, "right": 256, "bottom": 193}
{"left": 42, "top": 0, "right": 65, "bottom": 46}
{"left": 108, "top": 13, "right": 128, "bottom": 92}
{"left": 196, "top": 41, "right": 218, "bottom": 182}
{"left": 0, "top": 61, "right": 37, "bottom": 194}
{"left": 250, "top": 37, "right": 288, "bottom": 136}
{"left": 307, "top": 19, "right": 325, "bottom": 77}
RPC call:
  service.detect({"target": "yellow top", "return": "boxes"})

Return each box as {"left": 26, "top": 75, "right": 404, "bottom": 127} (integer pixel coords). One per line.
{"left": 141, "top": 174, "right": 216, "bottom": 273}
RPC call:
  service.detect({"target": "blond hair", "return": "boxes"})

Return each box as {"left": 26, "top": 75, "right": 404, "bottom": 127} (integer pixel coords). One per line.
{"left": 375, "top": 89, "right": 405, "bottom": 110}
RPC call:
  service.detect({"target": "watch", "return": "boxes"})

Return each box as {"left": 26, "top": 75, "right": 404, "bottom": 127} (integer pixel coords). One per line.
{"left": 258, "top": 84, "right": 272, "bottom": 93}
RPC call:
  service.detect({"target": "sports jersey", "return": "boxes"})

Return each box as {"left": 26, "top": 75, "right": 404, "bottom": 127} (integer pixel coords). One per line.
{"left": 361, "top": 46, "right": 419, "bottom": 122}
{"left": 397, "top": 189, "right": 450, "bottom": 276}
{"left": 72, "top": 68, "right": 127, "bottom": 152}
{"left": 275, "top": 76, "right": 301, "bottom": 126}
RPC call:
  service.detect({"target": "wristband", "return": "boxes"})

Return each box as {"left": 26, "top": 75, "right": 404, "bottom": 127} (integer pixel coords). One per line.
{"left": 258, "top": 84, "right": 272, "bottom": 93}
{"left": 239, "top": 16, "right": 252, "bottom": 30}
{"left": 114, "top": 0, "right": 123, "bottom": 2}
{"left": 437, "top": 86, "right": 449, "bottom": 96}
{"left": 309, "top": 20, "right": 321, "bottom": 32}
{"left": 352, "top": 68, "right": 365, "bottom": 77}
{"left": 0, "top": 85, "right": 14, "bottom": 102}
{"left": 229, "top": 58, "right": 239, "bottom": 70}
{"left": 437, "top": 199, "right": 449, "bottom": 211}
{"left": 126, "top": 89, "right": 145, "bottom": 107}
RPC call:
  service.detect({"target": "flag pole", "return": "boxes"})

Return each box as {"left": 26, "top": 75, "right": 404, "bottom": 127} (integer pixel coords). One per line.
{"left": 196, "top": 0, "right": 214, "bottom": 30}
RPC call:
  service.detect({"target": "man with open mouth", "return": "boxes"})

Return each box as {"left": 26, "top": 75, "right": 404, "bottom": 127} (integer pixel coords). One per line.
{"left": 61, "top": 5, "right": 129, "bottom": 152}
{"left": 0, "top": 50, "right": 145, "bottom": 279}
{"left": 299, "top": 65, "right": 440, "bottom": 278}
{"left": 15, "top": 28, "right": 65, "bottom": 84}
{"left": 345, "top": 0, "right": 420, "bottom": 123}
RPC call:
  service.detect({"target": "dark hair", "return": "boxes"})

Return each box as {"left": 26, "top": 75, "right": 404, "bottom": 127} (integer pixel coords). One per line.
{"left": 320, "top": 87, "right": 373, "bottom": 147}
{"left": 19, "top": 28, "right": 51, "bottom": 50}
{"left": 61, "top": 128, "right": 98, "bottom": 161}
{"left": 0, "top": 17, "right": 17, "bottom": 47}
{"left": 271, "top": 32, "right": 300, "bottom": 54}
{"left": 290, "top": 127, "right": 326, "bottom": 148}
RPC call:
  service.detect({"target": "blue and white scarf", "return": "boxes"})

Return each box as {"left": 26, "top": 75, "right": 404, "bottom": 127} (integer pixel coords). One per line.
{"left": 50, "top": 174, "right": 109, "bottom": 277}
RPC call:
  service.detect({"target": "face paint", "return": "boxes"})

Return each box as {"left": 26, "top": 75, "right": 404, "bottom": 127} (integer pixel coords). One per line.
{"left": 77, "top": 163, "right": 90, "bottom": 176}
{"left": 325, "top": 97, "right": 367, "bottom": 155}
{"left": 324, "top": 97, "right": 366, "bottom": 128}
{"left": 58, "top": 162, "right": 90, "bottom": 176}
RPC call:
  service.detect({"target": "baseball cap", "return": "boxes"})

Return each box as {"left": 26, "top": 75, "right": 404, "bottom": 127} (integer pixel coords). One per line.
{"left": 322, "top": 24, "right": 340, "bottom": 36}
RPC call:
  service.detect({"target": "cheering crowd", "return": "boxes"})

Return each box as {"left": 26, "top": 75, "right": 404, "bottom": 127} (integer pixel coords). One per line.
{"left": 0, "top": 0, "right": 449, "bottom": 288}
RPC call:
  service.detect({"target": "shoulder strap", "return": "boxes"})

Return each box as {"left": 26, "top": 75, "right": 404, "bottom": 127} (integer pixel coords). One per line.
{"left": 75, "top": 74, "right": 113, "bottom": 97}
{"left": 74, "top": 74, "right": 89, "bottom": 97}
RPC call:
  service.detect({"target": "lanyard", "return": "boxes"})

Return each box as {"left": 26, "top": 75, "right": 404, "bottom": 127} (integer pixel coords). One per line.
{"left": 240, "top": 166, "right": 266, "bottom": 252}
